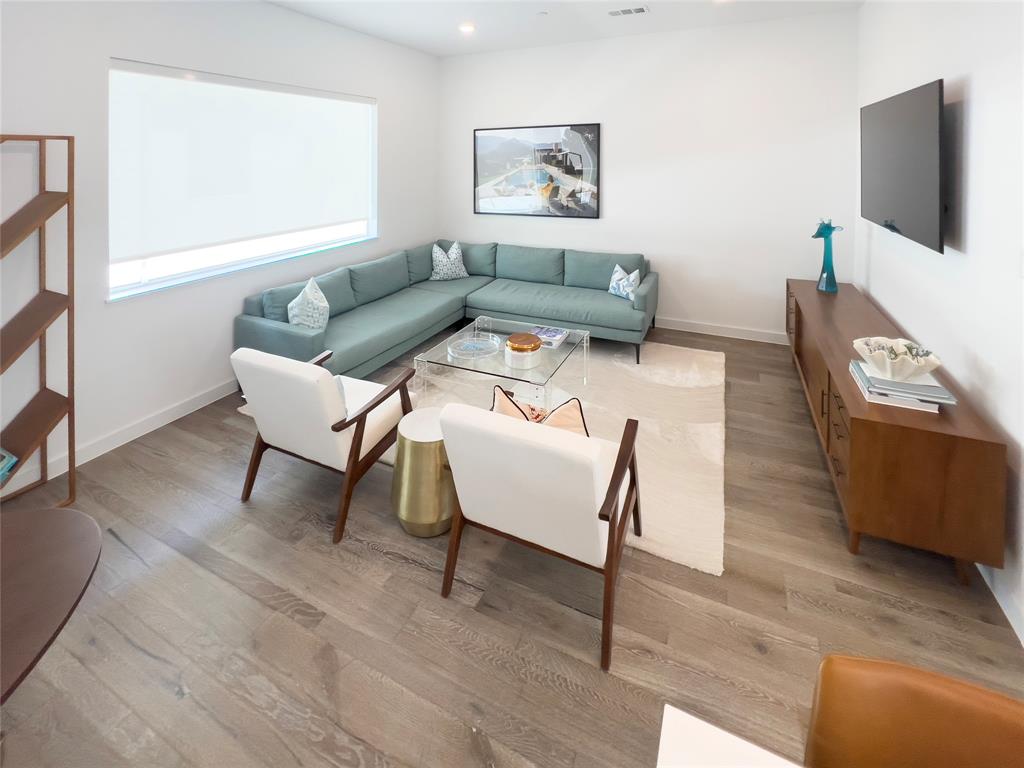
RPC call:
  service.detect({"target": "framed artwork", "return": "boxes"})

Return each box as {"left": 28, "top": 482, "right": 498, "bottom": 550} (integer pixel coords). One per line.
{"left": 473, "top": 123, "right": 600, "bottom": 218}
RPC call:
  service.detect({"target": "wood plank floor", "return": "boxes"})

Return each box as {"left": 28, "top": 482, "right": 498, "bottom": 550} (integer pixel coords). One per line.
{"left": 3, "top": 328, "right": 1023, "bottom": 768}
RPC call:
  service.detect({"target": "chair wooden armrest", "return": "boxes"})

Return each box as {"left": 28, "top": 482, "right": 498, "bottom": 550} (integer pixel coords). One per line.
{"left": 308, "top": 350, "right": 333, "bottom": 368}
{"left": 331, "top": 367, "right": 415, "bottom": 432}
{"left": 598, "top": 419, "right": 639, "bottom": 523}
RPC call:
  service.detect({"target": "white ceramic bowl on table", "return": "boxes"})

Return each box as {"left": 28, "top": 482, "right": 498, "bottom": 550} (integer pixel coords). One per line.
{"left": 853, "top": 337, "right": 942, "bottom": 381}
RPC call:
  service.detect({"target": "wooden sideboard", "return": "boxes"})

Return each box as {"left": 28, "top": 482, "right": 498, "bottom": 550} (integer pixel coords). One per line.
{"left": 786, "top": 279, "right": 1006, "bottom": 574}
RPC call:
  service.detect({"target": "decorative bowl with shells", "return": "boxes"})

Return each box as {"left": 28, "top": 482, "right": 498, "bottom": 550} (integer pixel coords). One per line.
{"left": 852, "top": 337, "right": 942, "bottom": 381}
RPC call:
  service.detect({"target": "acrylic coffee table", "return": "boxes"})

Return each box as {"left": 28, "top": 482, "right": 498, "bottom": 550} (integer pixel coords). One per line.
{"left": 413, "top": 316, "right": 589, "bottom": 409}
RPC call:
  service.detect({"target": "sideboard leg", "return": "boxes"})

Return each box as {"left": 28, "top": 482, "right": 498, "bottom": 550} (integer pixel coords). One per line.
{"left": 954, "top": 558, "right": 972, "bottom": 586}
{"left": 847, "top": 529, "right": 861, "bottom": 555}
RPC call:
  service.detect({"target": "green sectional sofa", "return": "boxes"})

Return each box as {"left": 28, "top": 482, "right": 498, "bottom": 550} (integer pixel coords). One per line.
{"left": 234, "top": 240, "right": 659, "bottom": 378}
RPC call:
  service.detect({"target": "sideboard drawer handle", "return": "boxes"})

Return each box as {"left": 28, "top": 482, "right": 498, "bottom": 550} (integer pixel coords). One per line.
{"left": 831, "top": 456, "right": 844, "bottom": 476}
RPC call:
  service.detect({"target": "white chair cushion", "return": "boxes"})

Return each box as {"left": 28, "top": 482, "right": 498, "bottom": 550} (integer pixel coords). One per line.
{"left": 336, "top": 375, "right": 406, "bottom": 461}
{"left": 440, "top": 403, "right": 630, "bottom": 568}
{"left": 230, "top": 348, "right": 405, "bottom": 472}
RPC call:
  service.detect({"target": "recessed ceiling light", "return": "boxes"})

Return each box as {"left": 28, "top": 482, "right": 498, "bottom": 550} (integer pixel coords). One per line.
{"left": 458, "top": 22, "right": 475, "bottom": 34}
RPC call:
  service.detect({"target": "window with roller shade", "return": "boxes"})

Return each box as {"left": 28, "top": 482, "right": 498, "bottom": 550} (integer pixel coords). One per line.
{"left": 108, "top": 60, "right": 378, "bottom": 299}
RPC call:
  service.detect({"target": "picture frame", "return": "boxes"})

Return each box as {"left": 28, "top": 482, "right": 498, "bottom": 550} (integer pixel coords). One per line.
{"left": 473, "top": 123, "right": 600, "bottom": 218}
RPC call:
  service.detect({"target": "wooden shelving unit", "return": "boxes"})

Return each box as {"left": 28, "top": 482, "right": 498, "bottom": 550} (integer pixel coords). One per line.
{"left": 0, "top": 135, "right": 75, "bottom": 505}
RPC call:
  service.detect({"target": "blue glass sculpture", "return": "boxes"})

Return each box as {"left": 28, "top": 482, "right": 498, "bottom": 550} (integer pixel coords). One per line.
{"left": 812, "top": 219, "right": 843, "bottom": 294}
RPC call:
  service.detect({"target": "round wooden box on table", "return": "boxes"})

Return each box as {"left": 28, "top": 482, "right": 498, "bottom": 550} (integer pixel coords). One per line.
{"left": 390, "top": 407, "right": 457, "bottom": 537}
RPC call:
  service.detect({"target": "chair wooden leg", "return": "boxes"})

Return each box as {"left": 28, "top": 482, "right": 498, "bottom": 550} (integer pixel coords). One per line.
{"left": 241, "top": 434, "right": 268, "bottom": 502}
{"left": 332, "top": 472, "right": 357, "bottom": 543}
{"left": 630, "top": 454, "right": 642, "bottom": 537}
{"left": 441, "top": 505, "right": 466, "bottom": 598}
{"left": 333, "top": 419, "right": 366, "bottom": 544}
{"left": 601, "top": 564, "right": 616, "bottom": 671}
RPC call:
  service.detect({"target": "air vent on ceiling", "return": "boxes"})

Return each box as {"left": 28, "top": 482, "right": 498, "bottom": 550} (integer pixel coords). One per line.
{"left": 609, "top": 6, "right": 650, "bottom": 17}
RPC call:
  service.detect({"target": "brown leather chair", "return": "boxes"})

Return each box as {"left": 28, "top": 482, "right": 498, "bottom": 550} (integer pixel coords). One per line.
{"left": 805, "top": 655, "right": 1024, "bottom": 767}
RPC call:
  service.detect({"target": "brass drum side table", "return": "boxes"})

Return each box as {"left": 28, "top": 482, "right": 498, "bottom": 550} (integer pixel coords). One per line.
{"left": 391, "top": 407, "right": 456, "bottom": 537}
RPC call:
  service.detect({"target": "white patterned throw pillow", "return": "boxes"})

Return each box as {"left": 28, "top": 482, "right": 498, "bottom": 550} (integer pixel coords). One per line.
{"left": 430, "top": 241, "right": 469, "bottom": 281}
{"left": 608, "top": 263, "right": 640, "bottom": 301}
{"left": 287, "top": 278, "right": 329, "bottom": 331}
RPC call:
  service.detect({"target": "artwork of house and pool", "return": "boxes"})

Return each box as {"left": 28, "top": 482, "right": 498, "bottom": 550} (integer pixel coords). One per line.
{"left": 473, "top": 123, "right": 600, "bottom": 218}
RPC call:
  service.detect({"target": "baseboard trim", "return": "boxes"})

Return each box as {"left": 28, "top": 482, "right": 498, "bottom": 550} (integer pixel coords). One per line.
{"left": 654, "top": 316, "right": 789, "bottom": 345}
{"left": 2, "top": 378, "right": 239, "bottom": 495}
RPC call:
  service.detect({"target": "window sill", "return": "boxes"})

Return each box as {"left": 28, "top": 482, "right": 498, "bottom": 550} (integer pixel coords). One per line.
{"left": 106, "top": 234, "right": 378, "bottom": 303}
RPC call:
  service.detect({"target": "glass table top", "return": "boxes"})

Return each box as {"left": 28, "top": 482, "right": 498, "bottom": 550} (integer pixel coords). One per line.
{"left": 414, "top": 316, "right": 589, "bottom": 387}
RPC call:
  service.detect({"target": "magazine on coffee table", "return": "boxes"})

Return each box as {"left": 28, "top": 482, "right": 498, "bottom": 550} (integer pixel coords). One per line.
{"left": 529, "top": 326, "right": 569, "bottom": 349}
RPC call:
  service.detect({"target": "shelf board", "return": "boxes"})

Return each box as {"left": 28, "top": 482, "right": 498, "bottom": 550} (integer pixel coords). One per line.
{"left": 0, "top": 389, "right": 69, "bottom": 490}
{"left": 1, "top": 291, "right": 69, "bottom": 374}
{"left": 1, "top": 191, "right": 69, "bottom": 259}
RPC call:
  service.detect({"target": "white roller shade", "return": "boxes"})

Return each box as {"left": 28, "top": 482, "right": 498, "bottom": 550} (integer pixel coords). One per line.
{"left": 108, "top": 60, "right": 377, "bottom": 265}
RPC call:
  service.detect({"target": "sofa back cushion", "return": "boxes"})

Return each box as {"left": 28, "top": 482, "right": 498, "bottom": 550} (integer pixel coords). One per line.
{"left": 438, "top": 240, "right": 497, "bottom": 277}
{"left": 243, "top": 292, "right": 264, "bottom": 317}
{"left": 564, "top": 249, "right": 647, "bottom": 291}
{"left": 262, "top": 280, "right": 307, "bottom": 322}
{"left": 406, "top": 243, "right": 434, "bottom": 283}
{"left": 260, "top": 266, "right": 357, "bottom": 322}
{"left": 495, "top": 244, "right": 564, "bottom": 285}
{"left": 317, "top": 267, "right": 358, "bottom": 317}
{"left": 349, "top": 251, "right": 411, "bottom": 305}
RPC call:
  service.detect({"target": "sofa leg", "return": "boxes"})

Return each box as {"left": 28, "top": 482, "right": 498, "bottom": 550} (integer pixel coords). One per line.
{"left": 634, "top": 343, "right": 641, "bottom": 364}
{"left": 652, "top": 316, "right": 656, "bottom": 329}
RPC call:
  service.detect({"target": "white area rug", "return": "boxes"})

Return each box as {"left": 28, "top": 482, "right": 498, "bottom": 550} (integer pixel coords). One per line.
{"left": 415, "top": 341, "right": 726, "bottom": 576}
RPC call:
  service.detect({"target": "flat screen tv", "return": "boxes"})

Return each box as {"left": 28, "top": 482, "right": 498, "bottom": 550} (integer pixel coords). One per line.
{"left": 860, "top": 79, "right": 944, "bottom": 253}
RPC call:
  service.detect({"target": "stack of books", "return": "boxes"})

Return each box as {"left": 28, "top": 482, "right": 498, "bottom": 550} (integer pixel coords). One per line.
{"left": 529, "top": 326, "right": 569, "bottom": 349}
{"left": 0, "top": 449, "right": 18, "bottom": 484}
{"left": 849, "top": 360, "right": 957, "bottom": 413}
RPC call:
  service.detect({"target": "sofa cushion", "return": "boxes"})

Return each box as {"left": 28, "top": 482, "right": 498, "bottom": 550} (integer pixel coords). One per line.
{"left": 317, "top": 267, "right": 357, "bottom": 317}
{"left": 262, "top": 279, "right": 307, "bottom": 323}
{"left": 349, "top": 251, "right": 411, "bottom": 305}
{"left": 495, "top": 244, "right": 564, "bottom": 285}
{"left": 467, "top": 279, "right": 648, "bottom": 332}
{"left": 243, "top": 292, "right": 264, "bottom": 317}
{"left": 323, "top": 287, "right": 462, "bottom": 371}
{"left": 438, "top": 239, "right": 497, "bottom": 277}
{"left": 410, "top": 275, "right": 493, "bottom": 300}
{"left": 287, "top": 278, "right": 330, "bottom": 330}
{"left": 608, "top": 264, "right": 641, "bottom": 301}
{"left": 430, "top": 241, "right": 470, "bottom": 280}
{"left": 260, "top": 265, "right": 357, "bottom": 322}
{"left": 406, "top": 242, "right": 434, "bottom": 283}
{"left": 564, "top": 249, "right": 646, "bottom": 291}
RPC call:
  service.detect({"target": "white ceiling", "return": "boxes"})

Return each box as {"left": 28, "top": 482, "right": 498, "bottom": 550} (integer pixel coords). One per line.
{"left": 274, "top": 1, "right": 860, "bottom": 57}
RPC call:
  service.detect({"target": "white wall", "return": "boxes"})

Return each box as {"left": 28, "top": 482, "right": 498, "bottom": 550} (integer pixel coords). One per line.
{"left": 856, "top": 1, "right": 1024, "bottom": 639}
{"left": 1, "top": 1, "right": 439, "bottom": 489}
{"left": 438, "top": 9, "right": 860, "bottom": 343}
